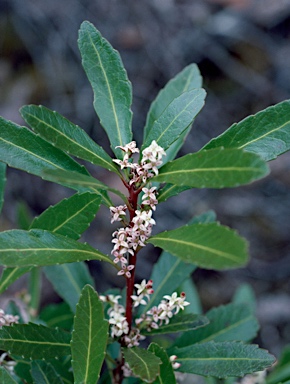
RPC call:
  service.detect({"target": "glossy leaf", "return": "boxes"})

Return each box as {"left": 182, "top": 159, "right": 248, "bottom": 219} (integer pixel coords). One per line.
{"left": 148, "top": 343, "right": 176, "bottom": 384}
{"left": 173, "top": 303, "right": 259, "bottom": 348}
{"left": 71, "top": 285, "right": 109, "bottom": 384}
{"left": 145, "top": 64, "right": 202, "bottom": 135}
{"left": 170, "top": 341, "right": 275, "bottom": 378}
{"left": 44, "top": 262, "right": 94, "bottom": 312}
{"left": 202, "top": 100, "right": 290, "bottom": 161}
{"left": 0, "top": 229, "right": 114, "bottom": 267}
{"left": 148, "top": 223, "right": 248, "bottom": 270}
{"left": 142, "top": 313, "right": 208, "bottom": 336}
{"left": 122, "top": 347, "right": 161, "bottom": 383}
{"left": 0, "top": 117, "right": 88, "bottom": 180}
{"left": 154, "top": 148, "right": 269, "bottom": 188}
{"left": 21, "top": 104, "right": 117, "bottom": 173}
{"left": 31, "top": 360, "right": 64, "bottom": 384}
{"left": 39, "top": 302, "right": 74, "bottom": 331}
{"left": 0, "top": 323, "right": 71, "bottom": 359}
{"left": 78, "top": 21, "right": 133, "bottom": 158}
{"left": 30, "top": 192, "right": 97, "bottom": 311}
{"left": 30, "top": 192, "right": 101, "bottom": 240}
{"left": 43, "top": 169, "right": 124, "bottom": 206}
{"left": 157, "top": 184, "right": 190, "bottom": 203}
{"left": 141, "top": 252, "right": 196, "bottom": 315}
{"left": 0, "top": 267, "right": 31, "bottom": 294}
{"left": 142, "top": 89, "right": 206, "bottom": 154}
{"left": 0, "top": 162, "right": 6, "bottom": 215}
{"left": 0, "top": 366, "right": 18, "bottom": 383}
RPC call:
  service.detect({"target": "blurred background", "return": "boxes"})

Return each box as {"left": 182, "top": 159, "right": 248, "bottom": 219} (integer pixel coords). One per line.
{"left": 0, "top": 0, "right": 290, "bottom": 358}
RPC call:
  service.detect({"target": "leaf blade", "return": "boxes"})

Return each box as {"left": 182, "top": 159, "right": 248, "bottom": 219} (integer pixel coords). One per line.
{"left": 170, "top": 341, "right": 275, "bottom": 378}
{"left": 142, "top": 314, "right": 209, "bottom": 336}
{"left": 44, "top": 263, "right": 94, "bottom": 313}
{"left": 71, "top": 285, "right": 109, "bottom": 384}
{"left": 144, "top": 64, "right": 202, "bottom": 138}
{"left": 122, "top": 347, "right": 161, "bottom": 383}
{"left": 202, "top": 100, "right": 290, "bottom": 161}
{"left": 30, "top": 192, "right": 101, "bottom": 240}
{"left": 21, "top": 105, "right": 117, "bottom": 173}
{"left": 0, "top": 118, "right": 88, "bottom": 180}
{"left": 0, "top": 323, "right": 71, "bottom": 359}
{"left": 31, "top": 360, "right": 64, "bottom": 384}
{"left": 142, "top": 89, "right": 206, "bottom": 154}
{"left": 148, "top": 223, "right": 249, "bottom": 270}
{"left": 0, "top": 229, "right": 113, "bottom": 268}
{"left": 78, "top": 21, "right": 133, "bottom": 158}
{"left": 173, "top": 303, "right": 259, "bottom": 348}
{"left": 154, "top": 148, "right": 269, "bottom": 188}
{"left": 148, "top": 343, "right": 176, "bottom": 384}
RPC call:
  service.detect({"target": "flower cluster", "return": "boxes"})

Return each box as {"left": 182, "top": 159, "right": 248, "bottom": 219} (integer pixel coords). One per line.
{"left": 135, "top": 291, "right": 190, "bottom": 332}
{"left": 110, "top": 141, "right": 166, "bottom": 278}
{"left": 113, "top": 140, "right": 166, "bottom": 185}
{"left": 0, "top": 309, "right": 19, "bottom": 327}
{"left": 99, "top": 295, "right": 129, "bottom": 338}
{"left": 100, "top": 281, "right": 189, "bottom": 352}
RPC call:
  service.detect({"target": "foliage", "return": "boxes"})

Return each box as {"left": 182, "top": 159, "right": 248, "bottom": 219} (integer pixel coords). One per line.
{"left": 0, "top": 20, "right": 288, "bottom": 383}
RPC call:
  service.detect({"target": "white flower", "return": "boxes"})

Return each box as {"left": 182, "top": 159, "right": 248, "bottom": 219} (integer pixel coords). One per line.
{"left": 109, "top": 205, "right": 127, "bottom": 223}
{"left": 116, "top": 141, "right": 139, "bottom": 154}
{"left": 142, "top": 140, "right": 166, "bottom": 161}
{"left": 131, "top": 294, "right": 147, "bottom": 307}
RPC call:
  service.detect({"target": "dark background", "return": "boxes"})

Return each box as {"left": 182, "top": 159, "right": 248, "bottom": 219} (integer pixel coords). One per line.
{"left": 1, "top": 0, "right": 290, "bottom": 358}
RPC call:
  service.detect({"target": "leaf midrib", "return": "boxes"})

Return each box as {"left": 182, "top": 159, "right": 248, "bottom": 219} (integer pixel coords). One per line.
{"left": 239, "top": 119, "right": 290, "bottom": 149}
{"left": 160, "top": 166, "right": 263, "bottom": 177}
{"left": 153, "top": 94, "right": 200, "bottom": 144}
{"left": 87, "top": 31, "right": 123, "bottom": 148}
{"left": 151, "top": 237, "right": 241, "bottom": 263}
{"left": 0, "top": 137, "right": 67, "bottom": 170}
{"left": 24, "top": 111, "right": 114, "bottom": 171}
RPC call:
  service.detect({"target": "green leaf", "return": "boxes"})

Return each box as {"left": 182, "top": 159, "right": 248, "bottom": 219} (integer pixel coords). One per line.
{"left": 71, "top": 285, "right": 109, "bottom": 384}
{"left": 21, "top": 105, "right": 118, "bottom": 173}
{"left": 171, "top": 341, "right": 275, "bottom": 378}
{"left": 142, "top": 314, "right": 208, "bottom": 336}
{"left": 0, "top": 323, "right": 71, "bottom": 359}
{"left": 144, "top": 64, "right": 202, "bottom": 138}
{"left": 78, "top": 21, "right": 133, "bottom": 158}
{"left": 0, "top": 162, "right": 6, "bottom": 215}
{"left": 148, "top": 223, "right": 248, "bottom": 270}
{"left": 39, "top": 302, "right": 74, "bottom": 331}
{"left": 122, "top": 347, "right": 162, "bottom": 383}
{"left": 31, "top": 360, "right": 64, "bottom": 384}
{"left": 0, "top": 117, "right": 88, "bottom": 180}
{"left": 30, "top": 192, "right": 97, "bottom": 312}
{"left": 202, "top": 100, "right": 290, "bottom": 161}
{"left": 0, "top": 267, "right": 31, "bottom": 294}
{"left": 30, "top": 192, "right": 101, "bottom": 240}
{"left": 233, "top": 284, "right": 256, "bottom": 313}
{"left": 173, "top": 303, "right": 259, "bottom": 348}
{"left": 44, "top": 262, "right": 94, "bottom": 312}
{"left": 148, "top": 343, "right": 176, "bottom": 384}
{"left": 154, "top": 147, "right": 269, "bottom": 188}
{"left": 141, "top": 252, "right": 196, "bottom": 315}
{"left": 0, "top": 229, "right": 114, "bottom": 267}
{"left": 157, "top": 184, "right": 190, "bottom": 203}
{"left": 0, "top": 366, "right": 18, "bottom": 383}
{"left": 142, "top": 89, "right": 206, "bottom": 154}
{"left": 266, "top": 345, "right": 290, "bottom": 384}
{"left": 43, "top": 169, "right": 123, "bottom": 206}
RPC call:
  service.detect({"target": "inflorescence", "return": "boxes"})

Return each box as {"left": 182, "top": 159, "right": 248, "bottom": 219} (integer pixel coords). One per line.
{"left": 110, "top": 140, "right": 165, "bottom": 278}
